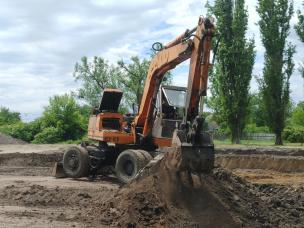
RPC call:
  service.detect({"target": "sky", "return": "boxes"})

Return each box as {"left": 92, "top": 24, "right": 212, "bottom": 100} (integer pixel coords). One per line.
{"left": 0, "top": 0, "right": 303, "bottom": 121}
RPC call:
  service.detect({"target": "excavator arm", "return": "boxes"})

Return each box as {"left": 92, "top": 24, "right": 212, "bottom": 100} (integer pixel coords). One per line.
{"left": 134, "top": 16, "right": 215, "bottom": 140}
{"left": 134, "top": 38, "right": 193, "bottom": 136}
{"left": 185, "top": 17, "right": 214, "bottom": 122}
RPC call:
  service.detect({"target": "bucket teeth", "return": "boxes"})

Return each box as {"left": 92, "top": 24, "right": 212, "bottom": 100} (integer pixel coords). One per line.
{"left": 52, "top": 162, "right": 67, "bottom": 178}
{"left": 133, "top": 144, "right": 214, "bottom": 183}
{"left": 169, "top": 130, "right": 215, "bottom": 173}
{"left": 164, "top": 144, "right": 214, "bottom": 174}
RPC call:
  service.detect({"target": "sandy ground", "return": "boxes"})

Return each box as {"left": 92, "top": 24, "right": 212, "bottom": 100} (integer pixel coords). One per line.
{"left": 0, "top": 144, "right": 303, "bottom": 227}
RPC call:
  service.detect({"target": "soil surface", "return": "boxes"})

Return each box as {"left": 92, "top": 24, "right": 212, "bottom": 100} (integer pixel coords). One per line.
{"left": 233, "top": 168, "right": 304, "bottom": 186}
{"left": 0, "top": 144, "right": 303, "bottom": 227}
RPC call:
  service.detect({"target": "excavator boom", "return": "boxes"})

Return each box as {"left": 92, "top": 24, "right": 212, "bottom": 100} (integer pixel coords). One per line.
{"left": 135, "top": 16, "right": 215, "bottom": 140}
{"left": 134, "top": 16, "right": 215, "bottom": 174}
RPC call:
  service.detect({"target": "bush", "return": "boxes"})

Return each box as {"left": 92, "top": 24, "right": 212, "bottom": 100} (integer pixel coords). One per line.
{"left": 291, "top": 102, "right": 304, "bottom": 126}
{"left": 32, "top": 127, "right": 63, "bottom": 144}
{"left": 283, "top": 126, "right": 304, "bottom": 144}
{"left": 243, "top": 124, "right": 270, "bottom": 134}
{"left": 41, "top": 94, "right": 86, "bottom": 141}
{"left": 0, "top": 95, "right": 88, "bottom": 144}
{"left": 0, "top": 119, "right": 42, "bottom": 142}
{"left": 213, "top": 126, "right": 231, "bottom": 140}
{"left": 0, "top": 107, "right": 21, "bottom": 126}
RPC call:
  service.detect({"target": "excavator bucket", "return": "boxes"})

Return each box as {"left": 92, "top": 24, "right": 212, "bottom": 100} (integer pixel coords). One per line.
{"left": 52, "top": 161, "right": 66, "bottom": 178}
{"left": 165, "top": 130, "right": 215, "bottom": 173}
{"left": 166, "top": 144, "right": 214, "bottom": 173}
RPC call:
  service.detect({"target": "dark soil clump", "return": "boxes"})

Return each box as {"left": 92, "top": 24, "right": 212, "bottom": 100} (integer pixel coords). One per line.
{"left": 89, "top": 164, "right": 304, "bottom": 227}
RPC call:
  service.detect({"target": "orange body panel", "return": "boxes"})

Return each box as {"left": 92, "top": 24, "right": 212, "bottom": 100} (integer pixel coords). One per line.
{"left": 88, "top": 112, "right": 136, "bottom": 144}
{"left": 88, "top": 130, "right": 134, "bottom": 144}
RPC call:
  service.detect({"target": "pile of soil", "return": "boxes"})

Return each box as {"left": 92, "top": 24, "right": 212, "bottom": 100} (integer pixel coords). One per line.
{"left": 0, "top": 133, "right": 26, "bottom": 145}
{"left": 87, "top": 156, "right": 304, "bottom": 227}
{"left": 93, "top": 171, "right": 243, "bottom": 227}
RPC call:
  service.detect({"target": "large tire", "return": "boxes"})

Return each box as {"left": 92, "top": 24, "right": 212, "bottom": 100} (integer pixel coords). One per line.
{"left": 137, "top": 150, "right": 153, "bottom": 164}
{"left": 115, "top": 149, "right": 148, "bottom": 184}
{"left": 63, "top": 146, "right": 89, "bottom": 178}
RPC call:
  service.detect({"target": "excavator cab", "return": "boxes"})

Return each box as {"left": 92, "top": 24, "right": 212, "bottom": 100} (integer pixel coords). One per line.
{"left": 152, "top": 85, "right": 186, "bottom": 139}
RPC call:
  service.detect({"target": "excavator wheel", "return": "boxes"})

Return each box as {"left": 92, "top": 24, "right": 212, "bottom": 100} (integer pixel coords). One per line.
{"left": 137, "top": 150, "right": 153, "bottom": 164}
{"left": 115, "top": 149, "right": 150, "bottom": 184}
{"left": 63, "top": 146, "right": 89, "bottom": 178}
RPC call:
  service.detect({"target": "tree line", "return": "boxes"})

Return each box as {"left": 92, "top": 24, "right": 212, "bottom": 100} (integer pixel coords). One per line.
{"left": 207, "top": 0, "right": 303, "bottom": 145}
{"left": 0, "top": 0, "right": 303, "bottom": 145}
{"left": 0, "top": 56, "right": 163, "bottom": 143}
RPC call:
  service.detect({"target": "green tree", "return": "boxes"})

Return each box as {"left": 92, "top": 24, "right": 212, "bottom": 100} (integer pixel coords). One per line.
{"left": 295, "top": 2, "right": 304, "bottom": 80}
{"left": 0, "top": 118, "right": 42, "bottom": 142}
{"left": 247, "top": 93, "right": 267, "bottom": 127}
{"left": 0, "top": 107, "right": 21, "bottom": 126}
{"left": 74, "top": 56, "right": 120, "bottom": 107}
{"left": 257, "top": 0, "right": 295, "bottom": 145}
{"left": 117, "top": 55, "right": 172, "bottom": 110}
{"left": 40, "top": 94, "right": 86, "bottom": 142}
{"left": 295, "top": 1, "right": 304, "bottom": 42}
{"left": 291, "top": 101, "right": 304, "bottom": 126}
{"left": 32, "top": 127, "right": 62, "bottom": 144}
{"left": 208, "top": 0, "right": 255, "bottom": 144}
{"left": 117, "top": 56, "right": 150, "bottom": 108}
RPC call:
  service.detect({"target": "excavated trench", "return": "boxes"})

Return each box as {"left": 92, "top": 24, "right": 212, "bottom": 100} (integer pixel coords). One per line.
{"left": 0, "top": 144, "right": 303, "bottom": 227}
{"left": 1, "top": 145, "right": 304, "bottom": 170}
{"left": 216, "top": 154, "right": 304, "bottom": 172}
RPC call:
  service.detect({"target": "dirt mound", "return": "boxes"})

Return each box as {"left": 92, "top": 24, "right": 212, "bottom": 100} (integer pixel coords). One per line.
{"left": 0, "top": 133, "right": 27, "bottom": 144}
{"left": 88, "top": 157, "right": 304, "bottom": 227}
{"left": 90, "top": 172, "right": 239, "bottom": 227}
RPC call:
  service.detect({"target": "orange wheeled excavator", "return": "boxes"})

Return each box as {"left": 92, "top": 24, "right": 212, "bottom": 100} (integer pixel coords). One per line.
{"left": 54, "top": 16, "right": 215, "bottom": 183}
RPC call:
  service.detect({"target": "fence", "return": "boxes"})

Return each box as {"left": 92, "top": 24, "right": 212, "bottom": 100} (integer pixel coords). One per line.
{"left": 212, "top": 131, "right": 275, "bottom": 141}
{"left": 242, "top": 133, "right": 275, "bottom": 141}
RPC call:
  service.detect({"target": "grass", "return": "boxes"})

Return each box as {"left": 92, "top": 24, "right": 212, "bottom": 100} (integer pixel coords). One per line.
{"left": 214, "top": 139, "right": 303, "bottom": 148}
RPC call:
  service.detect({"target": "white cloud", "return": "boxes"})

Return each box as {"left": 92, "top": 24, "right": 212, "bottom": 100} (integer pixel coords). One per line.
{"left": 0, "top": 0, "right": 303, "bottom": 122}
